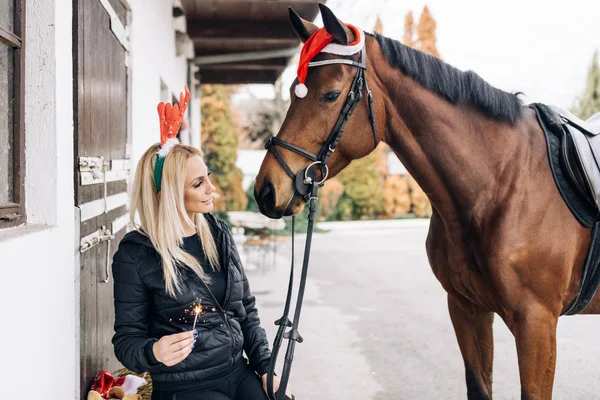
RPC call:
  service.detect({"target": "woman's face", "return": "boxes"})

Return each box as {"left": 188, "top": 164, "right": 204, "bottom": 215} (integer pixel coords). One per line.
{"left": 183, "top": 156, "right": 215, "bottom": 214}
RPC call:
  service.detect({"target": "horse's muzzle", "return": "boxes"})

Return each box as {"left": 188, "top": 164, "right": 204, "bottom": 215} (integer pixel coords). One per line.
{"left": 255, "top": 179, "right": 282, "bottom": 218}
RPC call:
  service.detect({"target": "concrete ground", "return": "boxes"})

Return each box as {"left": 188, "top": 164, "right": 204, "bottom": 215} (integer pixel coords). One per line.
{"left": 247, "top": 219, "right": 600, "bottom": 400}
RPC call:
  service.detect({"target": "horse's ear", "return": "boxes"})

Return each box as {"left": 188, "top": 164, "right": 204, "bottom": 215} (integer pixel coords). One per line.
{"left": 319, "top": 3, "right": 352, "bottom": 45}
{"left": 289, "top": 7, "right": 318, "bottom": 43}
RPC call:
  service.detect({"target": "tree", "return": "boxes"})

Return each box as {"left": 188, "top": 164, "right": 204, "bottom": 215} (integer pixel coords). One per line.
{"left": 336, "top": 151, "right": 384, "bottom": 219}
{"left": 403, "top": 11, "right": 416, "bottom": 48}
{"left": 373, "top": 15, "right": 383, "bottom": 35}
{"left": 200, "top": 84, "right": 247, "bottom": 211}
{"left": 409, "top": 178, "right": 432, "bottom": 217}
{"left": 318, "top": 177, "right": 345, "bottom": 221}
{"left": 572, "top": 52, "right": 600, "bottom": 120}
{"left": 403, "top": 6, "right": 439, "bottom": 58}
{"left": 382, "top": 175, "right": 411, "bottom": 218}
{"left": 416, "top": 6, "right": 440, "bottom": 58}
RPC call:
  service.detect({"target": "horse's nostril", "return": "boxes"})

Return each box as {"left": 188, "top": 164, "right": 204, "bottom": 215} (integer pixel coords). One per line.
{"left": 255, "top": 179, "right": 276, "bottom": 212}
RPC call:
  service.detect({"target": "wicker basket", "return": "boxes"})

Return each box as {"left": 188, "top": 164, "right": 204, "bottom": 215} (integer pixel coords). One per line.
{"left": 116, "top": 368, "right": 152, "bottom": 400}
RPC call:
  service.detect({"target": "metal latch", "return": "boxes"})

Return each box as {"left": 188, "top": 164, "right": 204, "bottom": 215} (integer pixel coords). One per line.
{"left": 79, "top": 156, "right": 110, "bottom": 184}
{"left": 79, "top": 156, "right": 130, "bottom": 186}
{"left": 80, "top": 226, "right": 115, "bottom": 283}
{"left": 80, "top": 226, "right": 114, "bottom": 253}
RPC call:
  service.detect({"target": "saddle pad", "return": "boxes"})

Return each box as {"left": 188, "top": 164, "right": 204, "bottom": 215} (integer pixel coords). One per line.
{"left": 531, "top": 103, "right": 597, "bottom": 227}
{"left": 531, "top": 102, "right": 600, "bottom": 314}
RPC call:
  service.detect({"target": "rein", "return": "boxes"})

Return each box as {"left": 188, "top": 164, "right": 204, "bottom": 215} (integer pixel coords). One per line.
{"left": 264, "top": 45, "right": 378, "bottom": 400}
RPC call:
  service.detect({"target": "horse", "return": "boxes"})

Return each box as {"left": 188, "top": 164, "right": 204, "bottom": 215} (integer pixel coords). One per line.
{"left": 254, "top": 4, "right": 599, "bottom": 400}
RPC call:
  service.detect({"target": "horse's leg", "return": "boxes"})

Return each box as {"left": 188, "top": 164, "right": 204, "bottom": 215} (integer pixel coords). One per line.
{"left": 509, "top": 304, "right": 558, "bottom": 400}
{"left": 448, "top": 295, "right": 494, "bottom": 400}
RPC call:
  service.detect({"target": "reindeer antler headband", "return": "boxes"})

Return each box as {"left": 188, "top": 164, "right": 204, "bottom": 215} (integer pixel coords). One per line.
{"left": 154, "top": 86, "right": 190, "bottom": 192}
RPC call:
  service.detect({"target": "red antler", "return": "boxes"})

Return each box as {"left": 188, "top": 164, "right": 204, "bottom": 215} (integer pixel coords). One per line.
{"left": 157, "top": 86, "right": 190, "bottom": 146}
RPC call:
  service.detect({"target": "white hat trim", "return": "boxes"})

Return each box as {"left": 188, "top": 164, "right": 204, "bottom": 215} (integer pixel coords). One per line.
{"left": 321, "top": 28, "right": 365, "bottom": 56}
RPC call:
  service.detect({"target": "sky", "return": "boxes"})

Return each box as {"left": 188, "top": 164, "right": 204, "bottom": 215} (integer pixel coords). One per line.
{"left": 237, "top": 0, "right": 600, "bottom": 110}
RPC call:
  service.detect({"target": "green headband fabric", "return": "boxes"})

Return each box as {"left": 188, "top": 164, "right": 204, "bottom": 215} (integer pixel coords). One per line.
{"left": 154, "top": 155, "right": 166, "bottom": 192}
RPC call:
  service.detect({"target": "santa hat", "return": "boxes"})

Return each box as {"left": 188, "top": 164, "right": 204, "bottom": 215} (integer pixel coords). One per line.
{"left": 90, "top": 370, "right": 147, "bottom": 399}
{"left": 295, "top": 24, "right": 365, "bottom": 98}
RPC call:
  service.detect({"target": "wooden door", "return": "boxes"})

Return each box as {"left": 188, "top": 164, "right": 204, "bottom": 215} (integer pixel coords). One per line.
{"left": 74, "top": 0, "right": 131, "bottom": 396}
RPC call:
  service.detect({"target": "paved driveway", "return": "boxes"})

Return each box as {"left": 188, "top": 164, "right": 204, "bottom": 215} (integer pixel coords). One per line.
{"left": 248, "top": 219, "right": 600, "bottom": 399}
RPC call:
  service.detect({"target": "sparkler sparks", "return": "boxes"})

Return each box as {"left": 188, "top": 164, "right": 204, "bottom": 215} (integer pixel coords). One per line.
{"left": 192, "top": 299, "right": 202, "bottom": 330}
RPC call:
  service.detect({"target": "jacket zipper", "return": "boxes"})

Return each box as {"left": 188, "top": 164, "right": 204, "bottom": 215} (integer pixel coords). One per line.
{"left": 221, "top": 229, "right": 236, "bottom": 365}
{"left": 195, "top": 228, "right": 237, "bottom": 365}
{"left": 196, "top": 277, "right": 236, "bottom": 366}
{"left": 222, "top": 229, "right": 234, "bottom": 310}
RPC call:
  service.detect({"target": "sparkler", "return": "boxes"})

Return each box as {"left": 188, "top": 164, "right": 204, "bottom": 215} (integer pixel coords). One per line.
{"left": 192, "top": 299, "right": 202, "bottom": 331}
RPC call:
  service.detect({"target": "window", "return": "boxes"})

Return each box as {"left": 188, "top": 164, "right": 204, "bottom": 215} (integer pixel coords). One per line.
{"left": 0, "top": 0, "right": 25, "bottom": 228}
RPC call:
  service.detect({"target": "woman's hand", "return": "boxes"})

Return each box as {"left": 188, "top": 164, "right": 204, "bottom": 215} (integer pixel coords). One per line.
{"left": 261, "top": 374, "right": 293, "bottom": 398}
{"left": 152, "top": 330, "right": 196, "bottom": 367}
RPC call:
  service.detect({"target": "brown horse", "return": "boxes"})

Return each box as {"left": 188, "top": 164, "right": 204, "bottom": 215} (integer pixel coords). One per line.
{"left": 254, "top": 4, "right": 598, "bottom": 400}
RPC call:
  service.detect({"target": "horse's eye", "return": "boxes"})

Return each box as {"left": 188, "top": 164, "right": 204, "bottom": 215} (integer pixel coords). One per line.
{"left": 321, "top": 91, "right": 341, "bottom": 103}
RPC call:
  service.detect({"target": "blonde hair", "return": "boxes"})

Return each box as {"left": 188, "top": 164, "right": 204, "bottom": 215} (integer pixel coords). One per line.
{"left": 130, "top": 143, "right": 220, "bottom": 297}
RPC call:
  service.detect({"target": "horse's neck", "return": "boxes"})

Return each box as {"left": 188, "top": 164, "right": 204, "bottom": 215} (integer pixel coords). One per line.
{"left": 377, "top": 71, "right": 525, "bottom": 220}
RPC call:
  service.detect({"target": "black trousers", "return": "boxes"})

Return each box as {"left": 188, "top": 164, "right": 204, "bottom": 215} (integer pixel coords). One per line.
{"left": 152, "top": 364, "right": 268, "bottom": 400}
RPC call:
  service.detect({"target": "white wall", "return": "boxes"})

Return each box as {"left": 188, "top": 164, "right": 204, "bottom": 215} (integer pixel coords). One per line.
{"left": 0, "top": 2, "right": 194, "bottom": 397}
{"left": 129, "top": 0, "right": 194, "bottom": 173}
{"left": 0, "top": 0, "right": 76, "bottom": 398}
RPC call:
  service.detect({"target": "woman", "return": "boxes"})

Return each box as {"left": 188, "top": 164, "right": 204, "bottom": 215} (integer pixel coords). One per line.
{"left": 111, "top": 87, "right": 292, "bottom": 400}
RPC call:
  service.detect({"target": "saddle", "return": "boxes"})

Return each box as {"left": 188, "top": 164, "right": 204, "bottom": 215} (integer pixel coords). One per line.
{"left": 531, "top": 103, "right": 600, "bottom": 315}
{"left": 551, "top": 105, "right": 600, "bottom": 210}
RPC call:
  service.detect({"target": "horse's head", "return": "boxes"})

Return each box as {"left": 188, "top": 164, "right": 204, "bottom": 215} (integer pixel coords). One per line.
{"left": 254, "top": 4, "right": 381, "bottom": 218}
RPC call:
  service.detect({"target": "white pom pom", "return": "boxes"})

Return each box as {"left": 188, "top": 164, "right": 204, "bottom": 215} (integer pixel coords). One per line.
{"left": 295, "top": 83, "right": 308, "bottom": 98}
{"left": 157, "top": 137, "right": 180, "bottom": 157}
{"left": 122, "top": 375, "right": 147, "bottom": 395}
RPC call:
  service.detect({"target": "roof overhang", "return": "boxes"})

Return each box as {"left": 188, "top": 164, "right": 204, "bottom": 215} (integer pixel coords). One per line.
{"left": 181, "top": 0, "right": 322, "bottom": 84}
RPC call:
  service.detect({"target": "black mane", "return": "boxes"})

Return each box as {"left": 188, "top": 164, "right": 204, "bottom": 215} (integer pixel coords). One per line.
{"left": 372, "top": 33, "right": 523, "bottom": 124}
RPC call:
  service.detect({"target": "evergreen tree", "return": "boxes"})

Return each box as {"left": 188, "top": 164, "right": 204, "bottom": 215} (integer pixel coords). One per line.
{"left": 416, "top": 6, "right": 439, "bottom": 58}
{"left": 573, "top": 52, "right": 600, "bottom": 120}
{"left": 373, "top": 15, "right": 383, "bottom": 35}
{"left": 403, "top": 11, "right": 415, "bottom": 47}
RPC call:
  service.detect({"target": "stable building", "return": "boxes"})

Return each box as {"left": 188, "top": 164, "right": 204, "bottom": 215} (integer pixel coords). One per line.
{"left": 0, "top": 0, "right": 319, "bottom": 398}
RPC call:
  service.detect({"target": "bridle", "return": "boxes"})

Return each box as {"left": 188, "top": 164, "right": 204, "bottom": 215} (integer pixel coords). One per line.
{"left": 264, "top": 43, "right": 378, "bottom": 400}
{"left": 264, "top": 47, "right": 378, "bottom": 202}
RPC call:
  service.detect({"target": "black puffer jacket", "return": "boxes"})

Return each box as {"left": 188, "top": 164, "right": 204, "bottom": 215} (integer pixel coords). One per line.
{"left": 111, "top": 214, "right": 271, "bottom": 385}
